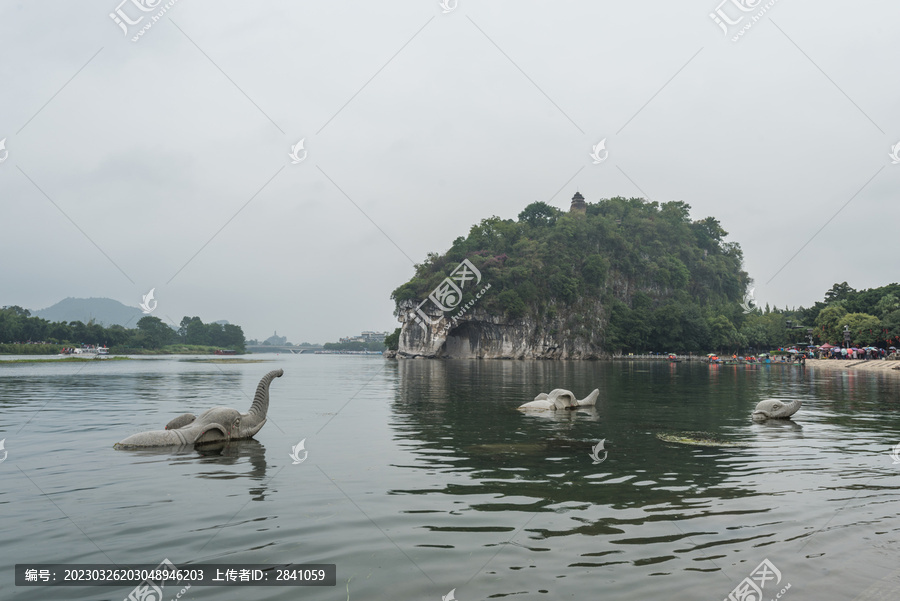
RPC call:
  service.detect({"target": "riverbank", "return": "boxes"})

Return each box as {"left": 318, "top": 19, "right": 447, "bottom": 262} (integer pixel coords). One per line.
{"left": 806, "top": 358, "right": 900, "bottom": 375}
{"left": 0, "top": 343, "right": 244, "bottom": 356}
{"left": 0, "top": 356, "right": 133, "bottom": 364}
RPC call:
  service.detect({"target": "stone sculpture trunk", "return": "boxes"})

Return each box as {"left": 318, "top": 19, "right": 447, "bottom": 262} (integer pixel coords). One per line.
{"left": 115, "top": 369, "right": 283, "bottom": 448}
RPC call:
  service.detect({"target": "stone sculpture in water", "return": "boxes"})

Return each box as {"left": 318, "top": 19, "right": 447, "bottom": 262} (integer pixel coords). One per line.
{"left": 751, "top": 399, "right": 801, "bottom": 420}
{"left": 518, "top": 389, "right": 599, "bottom": 411}
{"left": 115, "top": 369, "right": 283, "bottom": 448}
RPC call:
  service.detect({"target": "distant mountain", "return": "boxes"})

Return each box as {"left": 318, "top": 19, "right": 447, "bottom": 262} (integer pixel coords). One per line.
{"left": 33, "top": 297, "right": 145, "bottom": 328}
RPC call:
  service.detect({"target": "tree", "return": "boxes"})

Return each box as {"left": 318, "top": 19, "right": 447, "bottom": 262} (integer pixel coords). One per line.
{"left": 498, "top": 290, "right": 526, "bottom": 319}
{"left": 178, "top": 317, "right": 192, "bottom": 340}
{"left": 838, "top": 313, "right": 881, "bottom": 346}
{"left": 0, "top": 308, "right": 25, "bottom": 342}
{"left": 824, "top": 282, "right": 856, "bottom": 304}
{"left": 549, "top": 273, "right": 578, "bottom": 304}
{"left": 874, "top": 293, "right": 900, "bottom": 318}
{"left": 384, "top": 328, "right": 401, "bottom": 351}
{"left": 708, "top": 314, "right": 741, "bottom": 352}
{"left": 815, "top": 304, "right": 848, "bottom": 345}
{"left": 740, "top": 313, "right": 770, "bottom": 350}
{"left": 136, "top": 316, "right": 174, "bottom": 348}
{"left": 693, "top": 216, "right": 727, "bottom": 250}
{"left": 651, "top": 304, "right": 685, "bottom": 352}
{"left": 882, "top": 310, "right": 900, "bottom": 345}
{"left": 2, "top": 305, "right": 31, "bottom": 317}
{"left": 184, "top": 317, "right": 207, "bottom": 345}
{"left": 518, "top": 202, "right": 560, "bottom": 228}
{"left": 105, "top": 325, "right": 131, "bottom": 348}
{"left": 222, "top": 324, "right": 246, "bottom": 352}
{"left": 582, "top": 255, "right": 609, "bottom": 292}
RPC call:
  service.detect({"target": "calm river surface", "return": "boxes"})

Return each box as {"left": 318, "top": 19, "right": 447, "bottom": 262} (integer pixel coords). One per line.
{"left": 1, "top": 356, "right": 899, "bottom": 600}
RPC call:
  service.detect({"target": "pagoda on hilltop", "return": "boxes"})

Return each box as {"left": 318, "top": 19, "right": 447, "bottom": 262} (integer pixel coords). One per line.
{"left": 570, "top": 191, "right": 586, "bottom": 214}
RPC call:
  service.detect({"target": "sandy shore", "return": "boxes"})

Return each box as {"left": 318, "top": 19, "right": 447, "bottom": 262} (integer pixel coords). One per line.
{"left": 805, "top": 358, "right": 900, "bottom": 375}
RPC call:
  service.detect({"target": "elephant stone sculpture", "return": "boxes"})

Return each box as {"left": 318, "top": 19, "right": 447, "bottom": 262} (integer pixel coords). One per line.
{"left": 752, "top": 398, "right": 801, "bottom": 420}
{"left": 518, "top": 389, "right": 599, "bottom": 411}
{"left": 115, "top": 369, "right": 284, "bottom": 448}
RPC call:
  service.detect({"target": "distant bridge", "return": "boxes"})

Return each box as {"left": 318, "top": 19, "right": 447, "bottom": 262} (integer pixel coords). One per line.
{"left": 245, "top": 345, "right": 323, "bottom": 354}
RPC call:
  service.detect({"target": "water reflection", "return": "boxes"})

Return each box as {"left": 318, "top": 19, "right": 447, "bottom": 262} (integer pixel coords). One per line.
{"left": 385, "top": 358, "right": 900, "bottom": 588}
{"left": 2, "top": 356, "right": 898, "bottom": 600}
{"left": 518, "top": 406, "right": 601, "bottom": 422}
{"left": 750, "top": 418, "right": 804, "bottom": 437}
{"left": 389, "top": 360, "right": 760, "bottom": 522}
{"left": 117, "top": 439, "right": 271, "bottom": 500}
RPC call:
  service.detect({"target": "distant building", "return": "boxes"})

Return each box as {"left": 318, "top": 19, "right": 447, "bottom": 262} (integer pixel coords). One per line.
{"left": 264, "top": 331, "right": 287, "bottom": 346}
{"left": 338, "top": 331, "right": 388, "bottom": 344}
{"left": 570, "top": 191, "right": 586, "bottom": 214}
{"left": 362, "top": 331, "right": 387, "bottom": 343}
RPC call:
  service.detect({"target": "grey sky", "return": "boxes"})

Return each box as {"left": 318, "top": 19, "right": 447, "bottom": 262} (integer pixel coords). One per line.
{"left": 1, "top": 0, "right": 898, "bottom": 343}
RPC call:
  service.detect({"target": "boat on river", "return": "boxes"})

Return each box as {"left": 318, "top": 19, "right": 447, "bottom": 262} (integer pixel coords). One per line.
{"left": 59, "top": 345, "right": 109, "bottom": 356}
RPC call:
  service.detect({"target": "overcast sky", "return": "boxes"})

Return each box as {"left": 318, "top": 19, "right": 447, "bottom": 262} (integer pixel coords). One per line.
{"left": 1, "top": 0, "right": 898, "bottom": 343}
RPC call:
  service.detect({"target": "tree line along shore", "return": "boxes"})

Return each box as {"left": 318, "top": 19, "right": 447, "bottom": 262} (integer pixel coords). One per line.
{"left": 0, "top": 306, "right": 246, "bottom": 355}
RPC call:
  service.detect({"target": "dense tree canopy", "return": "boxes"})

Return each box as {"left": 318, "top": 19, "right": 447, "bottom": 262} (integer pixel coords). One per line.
{"left": 390, "top": 198, "right": 900, "bottom": 354}
{"left": 392, "top": 197, "right": 751, "bottom": 353}
{"left": 798, "top": 282, "right": 900, "bottom": 347}
{"left": 0, "top": 306, "right": 245, "bottom": 352}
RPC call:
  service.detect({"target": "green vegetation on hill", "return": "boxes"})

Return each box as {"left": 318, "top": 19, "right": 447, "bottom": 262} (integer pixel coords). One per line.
{"left": 737, "top": 282, "right": 900, "bottom": 350}
{"left": 799, "top": 282, "right": 900, "bottom": 346}
{"left": 392, "top": 197, "right": 750, "bottom": 353}
{"left": 0, "top": 306, "right": 246, "bottom": 354}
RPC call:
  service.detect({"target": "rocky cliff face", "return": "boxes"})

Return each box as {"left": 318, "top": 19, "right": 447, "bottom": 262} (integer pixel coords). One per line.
{"left": 395, "top": 300, "right": 606, "bottom": 359}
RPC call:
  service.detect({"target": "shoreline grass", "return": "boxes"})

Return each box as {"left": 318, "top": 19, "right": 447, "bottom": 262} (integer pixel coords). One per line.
{"left": 0, "top": 356, "right": 133, "bottom": 364}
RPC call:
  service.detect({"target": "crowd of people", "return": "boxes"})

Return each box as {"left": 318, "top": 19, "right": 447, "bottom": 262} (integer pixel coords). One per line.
{"left": 707, "top": 345, "right": 899, "bottom": 364}
{"left": 811, "top": 346, "right": 894, "bottom": 360}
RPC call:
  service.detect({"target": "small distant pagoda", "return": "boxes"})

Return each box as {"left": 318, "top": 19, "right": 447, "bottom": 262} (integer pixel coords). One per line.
{"left": 570, "top": 191, "right": 586, "bottom": 214}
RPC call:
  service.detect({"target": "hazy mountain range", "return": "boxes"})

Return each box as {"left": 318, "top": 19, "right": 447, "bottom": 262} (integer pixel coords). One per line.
{"left": 31, "top": 298, "right": 229, "bottom": 329}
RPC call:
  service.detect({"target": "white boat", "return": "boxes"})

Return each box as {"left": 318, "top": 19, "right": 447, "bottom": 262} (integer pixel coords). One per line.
{"left": 63, "top": 346, "right": 110, "bottom": 356}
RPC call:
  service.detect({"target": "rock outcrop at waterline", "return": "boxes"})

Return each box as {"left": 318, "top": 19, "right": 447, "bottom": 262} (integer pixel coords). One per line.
{"left": 394, "top": 300, "right": 606, "bottom": 359}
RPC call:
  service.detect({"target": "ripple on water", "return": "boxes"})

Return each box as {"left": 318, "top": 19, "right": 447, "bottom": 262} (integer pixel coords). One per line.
{"left": 2, "top": 358, "right": 900, "bottom": 600}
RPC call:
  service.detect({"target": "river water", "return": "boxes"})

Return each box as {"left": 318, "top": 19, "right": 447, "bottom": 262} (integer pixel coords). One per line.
{"left": 1, "top": 356, "right": 899, "bottom": 600}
